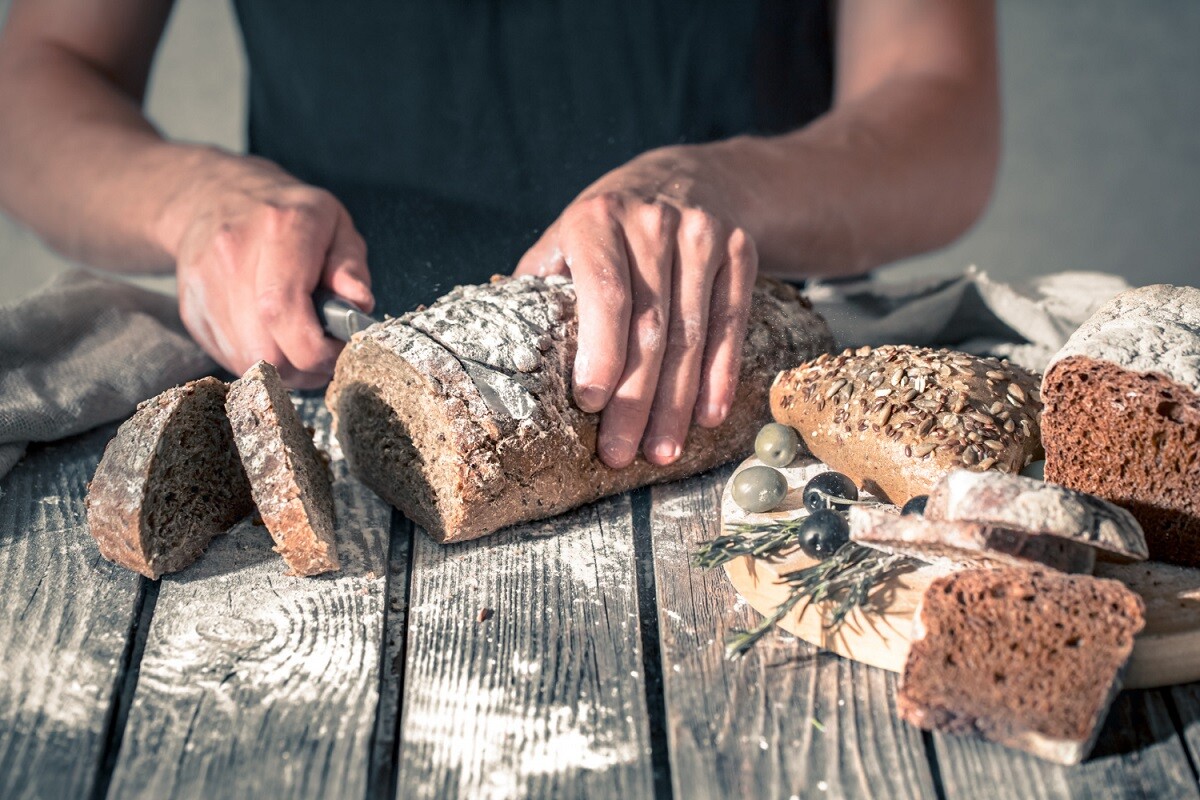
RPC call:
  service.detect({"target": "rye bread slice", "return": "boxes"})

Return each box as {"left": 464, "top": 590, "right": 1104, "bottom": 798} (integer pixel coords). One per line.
{"left": 1042, "top": 284, "right": 1200, "bottom": 567}
{"left": 86, "top": 377, "right": 255, "bottom": 579}
{"left": 898, "top": 567, "right": 1144, "bottom": 765}
{"left": 925, "top": 470, "right": 1147, "bottom": 562}
{"left": 770, "top": 346, "right": 1043, "bottom": 506}
{"left": 325, "top": 275, "right": 833, "bottom": 542}
{"left": 227, "top": 361, "right": 338, "bottom": 577}
{"left": 849, "top": 506, "right": 1096, "bottom": 574}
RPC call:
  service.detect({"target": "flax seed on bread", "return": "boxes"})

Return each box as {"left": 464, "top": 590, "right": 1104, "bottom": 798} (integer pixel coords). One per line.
{"left": 770, "top": 346, "right": 1043, "bottom": 505}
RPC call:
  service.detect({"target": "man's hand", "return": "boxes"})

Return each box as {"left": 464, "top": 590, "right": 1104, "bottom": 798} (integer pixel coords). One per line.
{"left": 162, "top": 153, "right": 375, "bottom": 388}
{"left": 516, "top": 145, "right": 757, "bottom": 469}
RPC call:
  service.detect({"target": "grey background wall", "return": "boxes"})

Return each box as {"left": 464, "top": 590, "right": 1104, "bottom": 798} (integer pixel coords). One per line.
{"left": 1, "top": 0, "right": 1197, "bottom": 303}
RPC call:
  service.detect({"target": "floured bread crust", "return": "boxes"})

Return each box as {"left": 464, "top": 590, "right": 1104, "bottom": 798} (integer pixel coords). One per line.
{"left": 326, "top": 275, "right": 834, "bottom": 542}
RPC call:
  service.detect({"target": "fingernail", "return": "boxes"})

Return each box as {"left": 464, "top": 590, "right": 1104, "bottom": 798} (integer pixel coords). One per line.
{"left": 601, "top": 437, "right": 636, "bottom": 467}
{"left": 577, "top": 385, "right": 608, "bottom": 412}
{"left": 646, "top": 437, "right": 681, "bottom": 463}
{"left": 701, "top": 401, "right": 730, "bottom": 425}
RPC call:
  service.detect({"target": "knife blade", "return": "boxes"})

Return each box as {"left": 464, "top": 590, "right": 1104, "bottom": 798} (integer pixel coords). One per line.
{"left": 314, "top": 288, "right": 380, "bottom": 342}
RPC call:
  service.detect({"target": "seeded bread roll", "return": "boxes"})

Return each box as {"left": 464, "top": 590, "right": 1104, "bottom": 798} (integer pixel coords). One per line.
{"left": 227, "top": 361, "right": 338, "bottom": 577}
{"left": 925, "top": 470, "right": 1147, "bottom": 562}
{"left": 86, "top": 377, "right": 255, "bottom": 579}
{"left": 898, "top": 567, "right": 1144, "bottom": 765}
{"left": 770, "top": 346, "right": 1043, "bottom": 506}
{"left": 1042, "top": 284, "right": 1200, "bottom": 567}
{"left": 326, "top": 275, "right": 833, "bottom": 542}
{"left": 849, "top": 506, "right": 1096, "bottom": 574}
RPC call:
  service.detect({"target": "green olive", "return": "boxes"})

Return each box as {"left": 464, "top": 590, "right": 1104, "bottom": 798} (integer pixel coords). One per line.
{"left": 732, "top": 465, "right": 789, "bottom": 513}
{"left": 1021, "top": 460, "right": 1046, "bottom": 480}
{"left": 755, "top": 423, "right": 800, "bottom": 468}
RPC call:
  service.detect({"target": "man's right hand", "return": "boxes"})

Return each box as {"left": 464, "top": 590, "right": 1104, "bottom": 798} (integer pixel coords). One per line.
{"left": 160, "top": 151, "right": 375, "bottom": 388}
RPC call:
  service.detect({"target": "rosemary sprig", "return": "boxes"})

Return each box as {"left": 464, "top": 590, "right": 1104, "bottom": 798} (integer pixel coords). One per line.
{"left": 691, "top": 519, "right": 809, "bottom": 569}
{"left": 722, "top": 543, "right": 912, "bottom": 659}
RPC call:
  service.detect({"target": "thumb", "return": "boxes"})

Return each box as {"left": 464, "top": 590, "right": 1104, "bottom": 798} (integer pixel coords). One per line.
{"left": 323, "top": 206, "right": 375, "bottom": 313}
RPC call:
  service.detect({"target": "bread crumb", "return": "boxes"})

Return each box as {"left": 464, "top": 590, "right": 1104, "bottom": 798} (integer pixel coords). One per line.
{"left": 477, "top": 607, "right": 493, "bottom": 623}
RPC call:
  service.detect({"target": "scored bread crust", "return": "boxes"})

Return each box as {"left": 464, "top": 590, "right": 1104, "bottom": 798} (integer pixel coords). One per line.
{"left": 1042, "top": 284, "right": 1200, "bottom": 567}
{"left": 326, "top": 275, "right": 834, "bottom": 542}
{"left": 898, "top": 567, "right": 1144, "bottom": 765}
{"left": 227, "top": 361, "right": 339, "bottom": 577}
{"left": 848, "top": 506, "right": 1096, "bottom": 574}
{"left": 770, "top": 345, "right": 1043, "bottom": 505}
{"left": 86, "top": 377, "right": 255, "bottom": 579}
{"left": 925, "top": 469, "right": 1147, "bottom": 562}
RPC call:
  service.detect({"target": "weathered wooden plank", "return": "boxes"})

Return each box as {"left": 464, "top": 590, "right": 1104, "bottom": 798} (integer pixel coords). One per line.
{"left": 934, "top": 688, "right": 1200, "bottom": 799}
{"left": 0, "top": 427, "right": 144, "bottom": 800}
{"left": 367, "top": 517, "right": 412, "bottom": 800}
{"left": 395, "top": 492, "right": 654, "bottom": 799}
{"left": 648, "top": 466, "right": 936, "bottom": 800}
{"left": 1171, "top": 680, "right": 1200, "bottom": 785}
{"left": 105, "top": 399, "right": 392, "bottom": 799}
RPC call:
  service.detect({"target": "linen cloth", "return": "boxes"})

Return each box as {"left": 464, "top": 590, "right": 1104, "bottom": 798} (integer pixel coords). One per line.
{"left": 0, "top": 265, "right": 1129, "bottom": 482}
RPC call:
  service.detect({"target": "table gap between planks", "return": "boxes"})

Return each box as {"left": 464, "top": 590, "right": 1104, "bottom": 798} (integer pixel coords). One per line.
{"left": 0, "top": 408, "right": 1198, "bottom": 799}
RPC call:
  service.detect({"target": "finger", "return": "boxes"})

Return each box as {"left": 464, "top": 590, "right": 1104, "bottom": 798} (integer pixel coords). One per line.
{"left": 596, "top": 204, "right": 676, "bottom": 468}
{"left": 254, "top": 205, "right": 344, "bottom": 376}
{"left": 561, "top": 196, "right": 633, "bottom": 413}
{"left": 322, "top": 206, "right": 375, "bottom": 313}
{"left": 695, "top": 228, "right": 757, "bottom": 428}
{"left": 642, "top": 210, "right": 722, "bottom": 465}
{"left": 515, "top": 222, "right": 568, "bottom": 278}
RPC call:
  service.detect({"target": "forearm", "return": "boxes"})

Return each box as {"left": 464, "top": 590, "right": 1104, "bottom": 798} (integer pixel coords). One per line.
{"left": 0, "top": 41, "right": 216, "bottom": 272}
{"left": 717, "top": 71, "right": 999, "bottom": 278}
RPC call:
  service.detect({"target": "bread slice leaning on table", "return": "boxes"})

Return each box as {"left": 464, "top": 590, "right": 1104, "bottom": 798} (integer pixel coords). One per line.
{"left": 898, "top": 566, "right": 1145, "bottom": 765}
{"left": 326, "top": 274, "right": 834, "bottom": 543}
{"left": 87, "top": 364, "right": 338, "bottom": 579}
{"left": 86, "top": 377, "right": 256, "bottom": 579}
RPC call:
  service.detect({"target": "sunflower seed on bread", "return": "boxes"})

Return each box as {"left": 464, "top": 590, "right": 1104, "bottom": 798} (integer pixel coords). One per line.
{"left": 849, "top": 506, "right": 1096, "bottom": 575}
{"left": 769, "top": 345, "right": 1043, "bottom": 506}
{"left": 925, "top": 470, "right": 1147, "bottom": 563}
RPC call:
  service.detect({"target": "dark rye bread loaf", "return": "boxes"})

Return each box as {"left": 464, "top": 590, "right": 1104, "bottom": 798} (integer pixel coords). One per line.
{"left": 849, "top": 506, "right": 1097, "bottom": 574}
{"left": 925, "top": 470, "right": 1147, "bottom": 562}
{"left": 898, "top": 567, "right": 1145, "bottom": 765}
{"left": 227, "top": 361, "right": 338, "bottom": 577}
{"left": 1042, "top": 284, "right": 1200, "bottom": 567}
{"left": 326, "top": 274, "right": 833, "bottom": 542}
{"left": 86, "top": 377, "right": 255, "bottom": 579}
{"left": 770, "top": 346, "right": 1043, "bottom": 506}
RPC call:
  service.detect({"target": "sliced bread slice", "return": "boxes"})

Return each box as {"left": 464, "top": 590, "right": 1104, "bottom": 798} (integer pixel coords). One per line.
{"left": 849, "top": 506, "right": 1097, "bottom": 574}
{"left": 925, "top": 470, "right": 1147, "bottom": 562}
{"left": 898, "top": 567, "right": 1144, "bottom": 764}
{"left": 226, "top": 360, "right": 339, "bottom": 577}
{"left": 86, "top": 377, "right": 255, "bottom": 579}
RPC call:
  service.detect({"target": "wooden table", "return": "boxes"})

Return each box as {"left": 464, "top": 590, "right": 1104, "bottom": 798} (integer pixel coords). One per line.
{"left": 3, "top": 398, "right": 1200, "bottom": 799}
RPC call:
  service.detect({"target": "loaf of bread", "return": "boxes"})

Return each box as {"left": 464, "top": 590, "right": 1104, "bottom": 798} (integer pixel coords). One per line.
{"left": 227, "top": 361, "right": 339, "bottom": 576}
{"left": 898, "top": 567, "right": 1144, "bottom": 765}
{"left": 326, "top": 275, "right": 833, "bottom": 542}
{"left": 1042, "top": 284, "right": 1200, "bottom": 567}
{"left": 925, "top": 470, "right": 1147, "bottom": 562}
{"left": 86, "top": 377, "right": 255, "bottom": 579}
{"left": 770, "top": 346, "right": 1043, "bottom": 505}
{"left": 849, "top": 506, "right": 1096, "bottom": 574}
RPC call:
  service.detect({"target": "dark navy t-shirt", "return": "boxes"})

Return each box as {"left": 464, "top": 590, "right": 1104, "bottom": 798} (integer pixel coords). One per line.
{"left": 231, "top": 0, "right": 834, "bottom": 310}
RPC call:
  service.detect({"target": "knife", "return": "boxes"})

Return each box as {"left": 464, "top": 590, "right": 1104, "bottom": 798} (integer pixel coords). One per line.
{"left": 313, "top": 288, "right": 380, "bottom": 342}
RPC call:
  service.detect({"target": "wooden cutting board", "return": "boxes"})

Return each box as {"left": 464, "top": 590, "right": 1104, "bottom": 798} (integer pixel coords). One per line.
{"left": 721, "top": 456, "right": 1200, "bottom": 690}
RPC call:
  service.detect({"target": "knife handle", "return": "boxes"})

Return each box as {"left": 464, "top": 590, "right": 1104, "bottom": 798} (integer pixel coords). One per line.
{"left": 313, "top": 288, "right": 378, "bottom": 342}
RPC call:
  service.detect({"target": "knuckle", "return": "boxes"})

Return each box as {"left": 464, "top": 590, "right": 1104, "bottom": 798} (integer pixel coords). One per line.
{"left": 728, "top": 227, "right": 756, "bottom": 263}
{"left": 631, "top": 306, "right": 667, "bottom": 352}
{"left": 637, "top": 202, "right": 677, "bottom": 237}
{"left": 667, "top": 315, "right": 707, "bottom": 354}
{"left": 255, "top": 287, "right": 290, "bottom": 322}
{"left": 578, "top": 191, "right": 623, "bottom": 220}
{"left": 680, "top": 208, "right": 720, "bottom": 245}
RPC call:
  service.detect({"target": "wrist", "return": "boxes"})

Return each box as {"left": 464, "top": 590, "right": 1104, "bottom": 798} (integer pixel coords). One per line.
{"left": 148, "top": 143, "right": 238, "bottom": 260}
